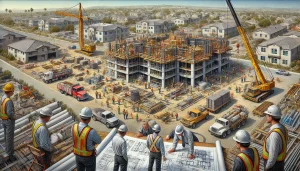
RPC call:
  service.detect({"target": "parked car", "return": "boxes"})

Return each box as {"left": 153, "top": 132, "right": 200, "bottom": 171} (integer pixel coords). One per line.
{"left": 92, "top": 108, "right": 120, "bottom": 128}
{"left": 275, "top": 70, "right": 290, "bottom": 76}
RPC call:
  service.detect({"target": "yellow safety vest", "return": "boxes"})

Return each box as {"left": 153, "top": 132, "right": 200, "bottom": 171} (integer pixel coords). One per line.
{"left": 72, "top": 124, "right": 94, "bottom": 157}
{"left": 262, "top": 126, "right": 288, "bottom": 161}
{"left": 149, "top": 134, "right": 161, "bottom": 152}
{"left": 1, "top": 98, "right": 10, "bottom": 120}
{"left": 32, "top": 121, "right": 47, "bottom": 148}
{"left": 237, "top": 147, "right": 260, "bottom": 171}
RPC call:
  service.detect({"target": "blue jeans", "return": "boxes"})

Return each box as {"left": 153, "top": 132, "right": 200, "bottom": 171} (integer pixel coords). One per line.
{"left": 75, "top": 155, "right": 96, "bottom": 171}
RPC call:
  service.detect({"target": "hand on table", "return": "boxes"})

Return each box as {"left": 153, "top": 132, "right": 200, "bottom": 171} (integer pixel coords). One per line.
{"left": 162, "top": 156, "right": 167, "bottom": 161}
{"left": 188, "top": 154, "right": 195, "bottom": 159}
{"left": 168, "top": 148, "right": 175, "bottom": 154}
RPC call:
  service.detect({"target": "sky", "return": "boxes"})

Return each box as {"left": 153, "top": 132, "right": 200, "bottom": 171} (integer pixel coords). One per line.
{"left": 1, "top": 0, "right": 300, "bottom": 11}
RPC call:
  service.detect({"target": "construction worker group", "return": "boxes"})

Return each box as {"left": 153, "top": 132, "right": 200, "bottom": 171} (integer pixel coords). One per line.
{"left": 1, "top": 82, "right": 288, "bottom": 171}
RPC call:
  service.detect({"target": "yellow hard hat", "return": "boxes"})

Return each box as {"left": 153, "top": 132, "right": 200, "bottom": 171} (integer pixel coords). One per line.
{"left": 2, "top": 83, "right": 14, "bottom": 92}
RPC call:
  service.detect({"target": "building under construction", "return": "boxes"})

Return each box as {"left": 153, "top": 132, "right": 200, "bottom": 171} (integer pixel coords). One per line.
{"left": 106, "top": 34, "right": 231, "bottom": 88}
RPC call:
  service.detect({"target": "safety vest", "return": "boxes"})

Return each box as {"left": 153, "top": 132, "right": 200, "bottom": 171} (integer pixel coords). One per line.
{"left": 237, "top": 147, "right": 260, "bottom": 171}
{"left": 262, "top": 126, "right": 288, "bottom": 161}
{"left": 72, "top": 124, "right": 94, "bottom": 156}
{"left": 149, "top": 134, "right": 161, "bottom": 152}
{"left": 32, "top": 121, "right": 48, "bottom": 148}
{"left": 1, "top": 98, "right": 10, "bottom": 120}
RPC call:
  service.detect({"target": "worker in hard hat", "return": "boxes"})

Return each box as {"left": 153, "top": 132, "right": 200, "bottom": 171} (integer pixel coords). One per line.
{"left": 166, "top": 129, "right": 199, "bottom": 142}
{"left": 136, "top": 120, "right": 153, "bottom": 138}
{"left": 112, "top": 124, "right": 128, "bottom": 171}
{"left": 262, "top": 105, "right": 288, "bottom": 171}
{"left": 168, "top": 125, "right": 195, "bottom": 159}
{"left": 1, "top": 83, "right": 17, "bottom": 162}
{"left": 232, "top": 130, "right": 260, "bottom": 171}
{"left": 72, "top": 107, "right": 101, "bottom": 171}
{"left": 32, "top": 107, "right": 53, "bottom": 168}
{"left": 146, "top": 124, "right": 167, "bottom": 171}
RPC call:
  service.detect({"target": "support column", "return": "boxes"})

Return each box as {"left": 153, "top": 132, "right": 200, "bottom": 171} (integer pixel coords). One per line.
{"left": 114, "top": 59, "right": 118, "bottom": 79}
{"left": 176, "top": 61, "right": 180, "bottom": 82}
{"left": 202, "top": 61, "right": 206, "bottom": 82}
{"left": 161, "top": 64, "right": 165, "bottom": 89}
{"left": 218, "top": 54, "right": 222, "bottom": 74}
{"left": 191, "top": 63, "right": 195, "bottom": 87}
{"left": 147, "top": 61, "right": 151, "bottom": 82}
{"left": 125, "top": 60, "right": 129, "bottom": 83}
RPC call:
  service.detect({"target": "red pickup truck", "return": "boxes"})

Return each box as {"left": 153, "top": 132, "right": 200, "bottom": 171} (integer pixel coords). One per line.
{"left": 57, "top": 81, "right": 88, "bottom": 101}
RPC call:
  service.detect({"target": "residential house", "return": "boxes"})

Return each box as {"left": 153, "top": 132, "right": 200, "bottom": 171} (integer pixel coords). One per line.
{"left": 12, "top": 17, "right": 30, "bottom": 26}
{"left": 257, "top": 36, "right": 300, "bottom": 66}
{"left": 0, "top": 28, "right": 26, "bottom": 50}
{"left": 8, "top": 39, "right": 59, "bottom": 63}
{"left": 136, "top": 19, "right": 174, "bottom": 34}
{"left": 280, "top": 19, "right": 293, "bottom": 29}
{"left": 283, "top": 31, "right": 300, "bottom": 38}
{"left": 252, "top": 24, "right": 287, "bottom": 40}
{"left": 173, "top": 17, "right": 200, "bottom": 26}
{"left": 74, "top": 23, "right": 129, "bottom": 43}
{"left": 201, "top": 22, "right": 237, "bottom": 38}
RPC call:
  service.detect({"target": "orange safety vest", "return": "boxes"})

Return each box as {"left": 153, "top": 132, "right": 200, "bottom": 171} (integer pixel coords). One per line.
{"left": 72, "top": 124, "right": 94, "bottom": 156}
{"left": 149, "top": 134, "right": 161, "bottom": 152}
{"left": 262, "top": 126, "right": 288, "bottom": 161}
{"left": 237, "top": 147, "right": 260, "bottom": 171}
{"left": 1, "top": 98, "right": 10, "bottom": 120}
{"left": 32, "top": 121, "right": 48, "bottom": 148}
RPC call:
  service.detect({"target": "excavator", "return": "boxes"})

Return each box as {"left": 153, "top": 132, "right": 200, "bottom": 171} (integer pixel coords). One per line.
{"left": 226, "top": 0, "right": 275, "bottom": 102}
{"left": 55, "top": 3, "right": 96, "bottom": 56}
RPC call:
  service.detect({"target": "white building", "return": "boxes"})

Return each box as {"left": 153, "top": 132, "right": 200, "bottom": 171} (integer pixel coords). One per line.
{"left": 253, "top": 24, "right": 287, "bottom": 40}
{"left": 136, "top": 19, "right": 174, "bottom": 34}
{"left": 0, "top": 28, "right": 26, "bottom": 50}
{"left": 173, "top": 17, "right": 200, "bottom": 26}
{"left": 201, "top": 22, "right": 237, "bottom": 38}
{"left": 7, "top": 39, "right": 59, "bottom": 63}
{"left": 257, "top": 36, "right": 300, "bottom": 66}
{"left": 74, "top": 23, "right": 129, "bottom": 43}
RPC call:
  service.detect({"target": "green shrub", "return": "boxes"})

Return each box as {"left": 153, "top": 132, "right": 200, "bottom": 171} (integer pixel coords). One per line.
{"left": 50, "top": 26, "right": 60, "bottom": 33}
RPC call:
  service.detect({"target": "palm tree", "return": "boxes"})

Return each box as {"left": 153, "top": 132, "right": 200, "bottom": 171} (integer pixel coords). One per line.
{"left": 30, "top": 8, "right": 33, "bottom": 16}
{"left": 44, "top": 8, "right": 47, "bottom": 12}
{"left": 25, "top": 10, "right": 27, "bottom": 13}
{"left": 8, "top": 10, "right": 12, "bottom": 14}
{"left": 5, "top": 8, "right": 7, "bottom": 13}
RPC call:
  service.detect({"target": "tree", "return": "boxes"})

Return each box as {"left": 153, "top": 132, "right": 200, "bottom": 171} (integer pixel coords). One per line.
{"left": 25, "top": 10, "right": 27, "bottom": 13}
{"left": 8, "top": 10, "right": 12, "bottom": 14}
{"left": 200, "top": 19, "right": 208, "bottom": 26}
{"left": 102, "top": 17, "right": 113, "bottom": 24}
{"left": 171, "top": 25, "right": 179, "bottom": 32}
{"left": 246, "top": 25, "right": 256, "bottom": 32}
{"left": 64, "top": 24, "right": 74, "bottom": 32}
{"left": 124, "top": 19, "right": 136, "bottom": 26}
{"left": 30, "top": 8, "right": 33, "bottom": 16}
{"left": 197, "top": 9, "right": 202, "bottom": 13}
{"left": 5, "top": 8, "right": 7, "bottom": 13}
{"left": 32, "top": 26, "right": 38, "bottom": 31}
{"left": 163, "top": 9, "right": 171, "bottom": 15}
{"left": 44, "top": 8, "right": 47, "bottom": 12}
{"left": 258, "top": 19, "right": 271, "bottom": 28}
{"left": 129, "top": 27, "right": 136, "bottom": 33}
{"left": 277, "top": 20, "right": 283, "bottom": 24}
{"left": 50, "top": 26, "right": 60, "bottom": 33}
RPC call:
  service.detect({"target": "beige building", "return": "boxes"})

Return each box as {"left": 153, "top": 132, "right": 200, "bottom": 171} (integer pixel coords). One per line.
{"left": 257, "top": 36, "right": 300, "bottom": 66}
{"left": 253, "top": 24, "right": 287, "bottom": 40}
{"left": 0, "top": 28, "right": 26, "bottom": 50}
{"left": 136, "top": 19, "right": 174, "bottom": 34}
{"left": 201, "top": 22, "right": 237, "bottom": 38}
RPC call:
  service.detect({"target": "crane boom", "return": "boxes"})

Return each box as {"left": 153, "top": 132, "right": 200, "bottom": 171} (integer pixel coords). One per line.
{"left": 225, "top": 0, "right": 275, "bottom": 92}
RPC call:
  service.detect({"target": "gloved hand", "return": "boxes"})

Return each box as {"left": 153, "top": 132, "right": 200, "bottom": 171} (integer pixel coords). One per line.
{"left": 168, "top": 148, "right": 175, "bottom": 153}
{"left": 188, "top": 154, "right": 195, "bottom": 159}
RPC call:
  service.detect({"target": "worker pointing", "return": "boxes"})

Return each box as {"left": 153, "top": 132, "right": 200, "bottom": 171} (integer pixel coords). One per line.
{"left": 262, "top": 105, "right": 288, "bottom": 171}
{"left": 72, "top": 107, "right": 101, "bottom": 171}
{"left": 32, "top": 107, "right": 53, "bottom": 168}
{"left": 147, "top": 124, "right": 166, "bottom": 171}
{"left": 232, "top": 130, "right": 260, "bottom": 171}
{"left": 1, "top": 83, "right": 16, "bottom": 162}
{"left": 168, "top": 125, "right": 195, "bottom": 159}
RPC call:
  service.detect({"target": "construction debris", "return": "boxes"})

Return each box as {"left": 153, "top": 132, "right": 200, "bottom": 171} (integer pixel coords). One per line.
{"left": 140, "top": 101, "right": 165, "bottom": 114}
{"left": 176, "top": 93, "right": 204, "bottom": 111}
{"left": 253, "top": 101, "right": 274, "bottom": 117}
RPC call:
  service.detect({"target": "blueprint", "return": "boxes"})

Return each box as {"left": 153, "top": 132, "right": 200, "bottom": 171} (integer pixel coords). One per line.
{"left": 96, "top": 135, "right": 219, "bottom": 171}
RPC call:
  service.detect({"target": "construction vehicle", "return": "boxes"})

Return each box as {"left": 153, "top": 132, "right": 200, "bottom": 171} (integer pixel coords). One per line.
{"left": 55, "top": 3, "right": 96, "bottom": 56}
{"left": 253, "top": 101, "right": 274, "bottom": 117}
{"left": 57, "top": 81, "right": 88, "bottom": 101}
{"left": 209, "top": 105, "right": 248, "bottom": 138}
{"left": 180, "top": 106, "right": 209, "bottom": 129}
{"left": 41, "top": 68, "right": 72, "bottom": 83}
{"left": 226, "top": 0, "right": 275, "bottom": 102}
{"left": 92, "top": 108, "right": 120, "bottom": 128}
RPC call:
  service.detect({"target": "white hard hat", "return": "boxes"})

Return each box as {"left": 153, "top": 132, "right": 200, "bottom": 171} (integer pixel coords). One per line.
{"left": 264, "top": 105, "right": 281, "bottom": 118}
{"left": 118, "top": 124, "right": 128, "bottom": 132}
{"left": 152, "top": 124, "right": 161, "bottom": 132}
{"left": 80, "top": 107, "right": 93, "bottom": 118}
{"left": 175, "top": 125, "right": 184, "bottom": 134}
{"left": 233, "top": 130, "right": 251, "bottom": 144}
{"left": 39, "top": 107, "right": 53, "bottom": 117}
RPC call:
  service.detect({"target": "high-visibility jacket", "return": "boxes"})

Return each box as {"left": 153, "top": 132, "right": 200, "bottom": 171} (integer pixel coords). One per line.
{"left": 1, "top": 98, "right": 10, "bottom": 120}
{"left": 32, "top": 121, "right": 48, "bottom": 148}
{"left": 237, "top": 147, "right": 260, "bottom": 171}
{"left": 262, "top": 126, "right": 288, "bottom": 161}
{"left": 72, "top": 124, "right": 94, "bottom": 156}
{"left": 149, "top": 134, "right": 161, "bottom": 152}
